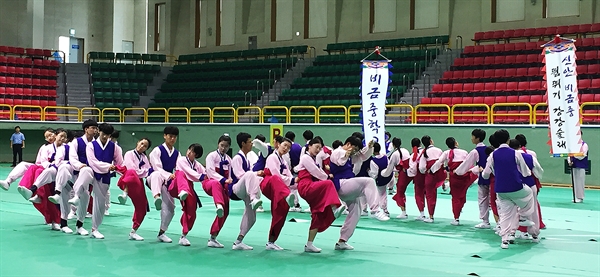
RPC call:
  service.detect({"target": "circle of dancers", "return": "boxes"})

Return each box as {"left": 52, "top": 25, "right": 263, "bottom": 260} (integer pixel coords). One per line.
{"left": 0, "top": 120, "right": 558, "bottom": 251}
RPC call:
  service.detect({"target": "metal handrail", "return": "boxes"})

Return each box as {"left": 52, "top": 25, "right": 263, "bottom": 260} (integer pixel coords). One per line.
{"left": 212, "top": 107, "right": 236, "bottom": 123}
{"left": 189, "top": 107, "right": 212, "bottom": 123}
{"left": 236, "top": 106, "right": 262, "bottom": 123}
{"left": 43, "top": 106, "right": 81, "bottom": 121}
{"left": 122, "top": 107, "right": 148, "bottom": 123}
{"left": 317, "top": 105, "right": 347, "bottom": 124}
{"left": 261, "top": 106, "right": 289, "bottom": 123}
{"left": 146, "top": 107, "right": 168, "bottom": 123}
{"left": 414, "top": 104, "right": 451, "bottom": 124}
{"left": 289, "top": 106, "right": 317, "bottom": 123}
{"left": 490, "top": 103, "right": 533, "bottom": 124}
{"left": 450, "top": 104, "right": 491, "bottom": 124}
{"left": 100, "top": 108, "right": 123, "bottom": 122}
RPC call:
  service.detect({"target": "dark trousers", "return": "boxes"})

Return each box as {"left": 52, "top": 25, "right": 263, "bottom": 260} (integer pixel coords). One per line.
{"left": 12, "top": 144, "right": 22, "bottom": 166}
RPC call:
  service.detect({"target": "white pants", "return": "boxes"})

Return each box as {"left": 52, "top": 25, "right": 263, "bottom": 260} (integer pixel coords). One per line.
{"left": 91, "top": 179, "right": 110, "bottom": 230}
{"left": 72, "top": 167, "right": 94, "bottom": 223}
{"left": 511, "top": 186, "right": 540, "bottom": 237}
{"left": 160, "top": 185, "right": 175, "bottom": 232}
{"left": 5, "top": 161, "right": 32, "bottom": 184}
{"left": 338, "top": 177, "right": 380, "bottom": 241}
{"left": 376, "top": 185, "right": 389, "bottom": 213}
{"left": 232, "top": 173, "right": 262, "bottom": 236}
{"left": 478, "top": 185, "right": 490, "bottom": 224}
{"left": 496, "top": 185, "right": 535, "bottom": 241}
{"left": 32, "top": 167, "right": 57, "bottom": 188}
{"left": 55, "top": 164, "right": 78, "bottom": 219}
{"left": 573, "top": 168, "right": 586, "bottom": 200}
{"left": 147, "top": 171, "right": 171, "bottom": 197}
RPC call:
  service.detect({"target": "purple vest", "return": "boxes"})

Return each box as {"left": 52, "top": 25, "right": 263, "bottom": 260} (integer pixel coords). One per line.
{"left": 49, "top": 144, "right": 57, "bottom": 163}
{"left": 229, "top": 153, "right": 251, "bottom": 201}
{"left": 493, "top": 147, "right": 523, "bottom": 193}
{"left": 356, "top": 158, "right": 372, "bottom": 177}
{"left": 252, "top": 145, "right": 272, "bottom": 172}
{"left": 329, "top": 158, "right": 355, "bottom": 191}
{"left": 76, "top": 137, "right": 88, "bottom": 165}
{"left": 372, "top": 155, "right": 393, "bottom": 186}
{"left": 289, "top": 143, "right": 302, "bottom": 168}
{"left": 573, "top": 142, "right": 589, "bottom": 169}
{"left": 475, "top": 145, "right": 490, "bottom": 185}
{"left": 92, "top": 140, "right": 115, "bottom": 184}
{"left": 521, "top": 152, "right": 535, "bottom": 187}
{"left": 159, "top": 144, "right": 179, "bottom": 173}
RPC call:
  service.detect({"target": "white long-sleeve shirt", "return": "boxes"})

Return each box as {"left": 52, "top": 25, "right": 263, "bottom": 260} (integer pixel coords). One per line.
{"left": 455, "top": 142, "right": 486, "bottom": 176}
{"left": 68, "top": 135, "right": 94, "bottom": 170}
{"left": 266, "top": 151, "right": 294, "bottom": 186}
{"left": 518, "top": 149, "right": 544, "bottom": 179}
{"left": 176, "top": 155, "right": 206, "bottom": 182}
{"left": 430, "top": 148, "right": 472, "bottom": 174}
{"left": 418, "top": 146, "right": 443, "bottom": 174}
{"left": 482, "top": 144, "right": 531, "bottom": 180}
{"left": 568, "top": 142, "right": 589, "bottom": 162}
{"left": 86, "top": 139, "right": 124, "bottom": 177}
{"left": 297, "top": 154, "right": 329, "bottom": 181}
{"left": 205, "top": 150, "right": 232, "bottom": 184}
{"left": 149, "top": 143, "right": 179, "bottom": 178}
{"left": 369, "top": 154, "right": 392, "bottom": 179}
{"left": 123, "top": 149, "right": 151, "bottom": 178}
{"left": 231, "top": 150, "right": 252, "bottom": 181}
{"left": 381, "top": 148, "right": 411, "bottom": 177}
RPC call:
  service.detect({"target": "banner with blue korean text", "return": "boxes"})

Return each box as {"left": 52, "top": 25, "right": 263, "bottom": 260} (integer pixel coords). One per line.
{"left": 543, "top": 41, "right": 584, "bottom": 157}
{"left": 361, "top": 61, "right": 389, "bottom": 146}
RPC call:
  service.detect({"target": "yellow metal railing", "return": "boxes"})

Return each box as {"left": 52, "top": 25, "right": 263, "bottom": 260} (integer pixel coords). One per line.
{"left": 122, "top": 107, "right": 147, "bottom": 123}
{"left": 317, "top": 105, "right": 347, "bottom": 124}
{"left": 414, "top": 104, "right": 451, "bottom": 124}
{"left": 100, "top": 108, "right": 123, "bottom": 122}
{"left": 236, "top": 106, "right": 263, "bottom": 123}
{"left": 147, "top": 108, "right": 168, "bottom": 123}
{"left": 289, "top": 106, "right": 317, "bottom": 123}
{"left": 450, "top": 104, "right": 490, "bottom": 124}
{"left": 43, "top": 106, "right": 81, "bottom": 121}
{"left": 348, "top": 105, "right": 362, "bottom": 124}
{"left": 385, "top": 104, "right": 415, "bottom": 124}
{"left": 490, "top": 103, "right": 532, "bottom": 124}
{"left": 212, "top": 107, "right": 236, "bottom": 123}
{"left": 189, "top": 107, "right": 212, "bottom": 123}
{"left": 2, "top": 102, "right": 599, "bottom": 124}
{"left": 580, "top": 102, "right": 600, "bottom": 124}
{"left": 262, "top": 106, "right": 289, "bottom": 123}
{"left": 533, "top": 103, "right": 548, "bottom": 125}
{"left": 167, "top": 107, "right": 190, "bottom": 123}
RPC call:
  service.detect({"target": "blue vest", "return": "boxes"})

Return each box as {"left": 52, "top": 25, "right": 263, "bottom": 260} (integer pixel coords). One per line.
{"left": 76, "top": 137, "right": 88, "bottom": 165}
{"left": 372, "top": 155, "right": 393, "bottom": 186}
{"left": 159, "top": 144, "right": 179, "bottom": 173}
{"left": 493, "top": 147, "right": 523, "bottom": 193}
{"left": 92, "top": 140, "right": 115, "bottom": 184}
{"left": 521, "top": 152, "right": 535, "bottom": 187}
{"left": 252, "top": 145, "right": 273, "bottom": 172}
{"left": 329, "top": 158, "right": 355, "bottom": 191}
{"left": 289, "top": 143, "right": 302, "bottom": 168}
{"left": 229, "top": 153, "right": 250, "bottom": 201}
{"left": 64, "top": 144, "right": 70, "bottom": 163}
{"left": 356, "top": 157, "right": 372, "bottom": 177}
{"left": 573, "top": 141, "right": 589, "bottom": 169}
{"left": 49, "top": 144, "right": 57, "bottom": 163}
{"left": 475, "top": 145, "right": 490, "bottom": 185}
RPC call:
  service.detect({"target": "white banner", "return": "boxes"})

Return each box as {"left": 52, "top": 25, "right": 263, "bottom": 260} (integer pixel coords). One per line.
{"left": 543, "top": 42, "right": 583, "bottom": 157}
{"left": 361, "top": 61, "right": 389, "bottom": 149}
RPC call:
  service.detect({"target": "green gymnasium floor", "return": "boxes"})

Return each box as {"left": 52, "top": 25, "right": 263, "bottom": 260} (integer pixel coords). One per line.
{"left": 0, "top": 165, "right": 598, "bottom": 277}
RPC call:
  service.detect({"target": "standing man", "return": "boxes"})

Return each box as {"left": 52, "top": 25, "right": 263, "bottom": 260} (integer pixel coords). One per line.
{"left": 569, "top": 131, "right": 589, "bottom": 203}
{"left": 10, "top": 126, "right": 25, "bottom": 167}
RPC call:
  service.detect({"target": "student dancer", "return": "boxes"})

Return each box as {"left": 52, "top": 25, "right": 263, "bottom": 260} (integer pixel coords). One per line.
{"left": 455, "top": 129, "right": 491, "bottom": 229}
{"left": 229, "top": 132, "right": 265, "bottom": 250}
{"left": 85, "top": 123, "right": 124, "bottom": 239}
{"left": 369, "top": 142, "right": 393, "bottom": 216}
{"left": 285, "top": 131, "right": 303, "bottom": 212}
{"left": 481, "top": 129, "right": 536, "bottom": 249}
{"left": 251, "top": 134, "right": 274, "bottom": 213}
{"left": 147, "top": 126, "right": 189, "bottom": 243}
{"left": 202, "top": 134, "right": 233, "bottom": 248}
{"left": 330, "top": 136, "right": 390, "bottom": 251}
{"left": 381, "top": 137, "right": 412, "bottom": 219}
{"left": 116, "top": 137, "right": 152, "bottom": 241}
{"left": 49, "top": 120, "right": 98, "bottom": 236}
{"left": 296, "top": 138, "right": 345, "bottom": 253}
{"left": 349, "top": 132, "right": 372, "bottom": 216}
{"left": 384, "top": 132, "right": 395, "bottom": 195}
{"left": 171, "top": 143, "right": 205, "bottom": 246}
{"left": 567, "top": 131, "right": 589, "bottom": 203}
{"left": 418, "top": 136, "right": 445, "bottom": 223}
{"left": 486, "top": 135, "right": 501, "bottom": 230}
{"left": 515, "top": 134, "right": 545, "bottom": 230}
{"left": 0, "top": 128, "right": 55, "bottom": 191}
{"left": 509, "top": 139, "right": 543, "bottom": 241}
{"left": 431, "top": 137, "right": 478, "bottom": 226}
{"left": 103, "top": 130, "right": 120, "bottom": 216}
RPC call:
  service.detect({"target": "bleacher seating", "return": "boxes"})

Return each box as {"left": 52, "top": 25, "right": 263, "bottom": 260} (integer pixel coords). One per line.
{"left": 472, "top": 24, "right": 600, "bottom": 44}
{"left": 0, "top": 45, "right": 60, "bottom": 120}
{"left": 177, "top": 45, "right": 308, "bottom": 63}
{"left": 420, "top": 31, "right": 600, "bottom": 125}
{"left": 324, "top": 35, "right": 449, "bottom": 53}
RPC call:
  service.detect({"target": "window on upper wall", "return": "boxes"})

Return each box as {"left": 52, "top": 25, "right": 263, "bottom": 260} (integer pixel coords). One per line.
{"left": 369, "top": 0, "right": 397, "bottom": 33}
{"left": 304, "top": 0, "right": 328, "bottom": 38}
{"left": 271, "top": 0, "right": 293, "bottom": 41}
{"left": 154, "top": 2, "right": 166, "bottom": 51}
{"left": 195, "top": 0, "right": 202, "bottom": 48}
{"left": 544, "top": 0, "right": 580, "bottom": 18}
{"left": 492, "top": 0, "right": 525, "bottom": 23}
{"left": 410, "top": 0, "right": 439, "bottom": 30}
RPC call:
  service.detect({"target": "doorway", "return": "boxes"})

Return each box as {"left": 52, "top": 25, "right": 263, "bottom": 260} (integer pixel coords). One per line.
{"left": 58, "top": 36, "right": 84, "bottom": 63}
{"left": 248, "top": 36, "right": 257, "bottom": 50}
{"left": 122, "top": 40, "right": 134, "bottom": 53}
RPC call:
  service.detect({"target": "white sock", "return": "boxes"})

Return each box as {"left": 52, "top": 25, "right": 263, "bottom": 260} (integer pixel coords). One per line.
{"left": 420, "top": 211, "right": 425, "bottom": 216}
{"left": 306, "top": 241, "right": 314, "bottom": 247}
{"left": 401, "top": 211, "right": 407, "bottom": 215}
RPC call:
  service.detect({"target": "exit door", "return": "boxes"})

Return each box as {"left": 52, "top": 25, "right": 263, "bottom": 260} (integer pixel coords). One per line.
{"left": 67, "top": 37, "right": 84, "bottom": 63}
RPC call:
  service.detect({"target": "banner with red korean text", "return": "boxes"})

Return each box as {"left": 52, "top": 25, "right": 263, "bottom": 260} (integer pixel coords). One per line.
{"left": 543, "top": 41, "right": 584, "bottom": 157}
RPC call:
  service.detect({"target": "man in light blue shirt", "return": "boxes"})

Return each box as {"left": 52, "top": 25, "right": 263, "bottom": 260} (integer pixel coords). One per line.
{"left": 10, "top": 126, "right": 25, "bottom": 167}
